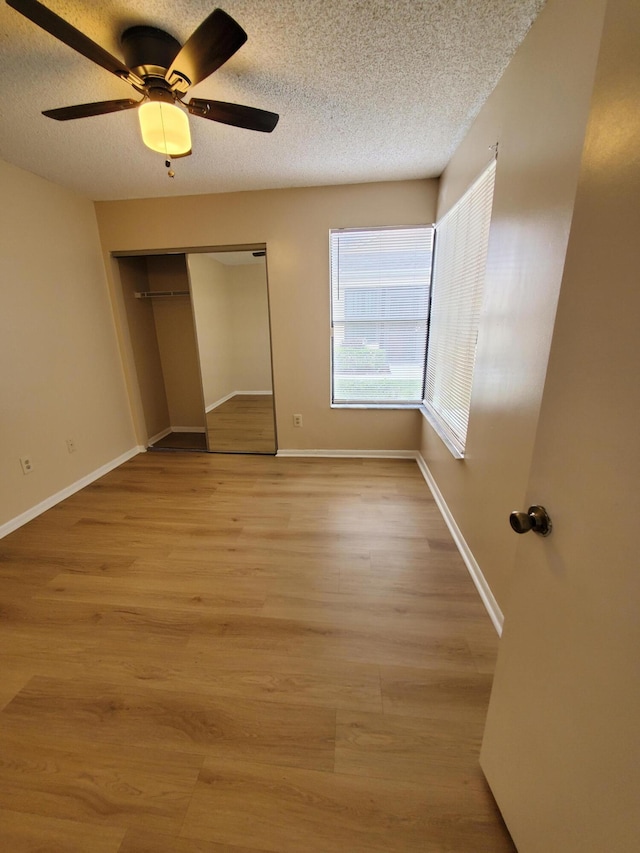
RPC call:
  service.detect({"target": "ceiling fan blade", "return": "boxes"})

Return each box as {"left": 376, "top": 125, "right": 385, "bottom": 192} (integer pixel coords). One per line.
{"left": 166, "top": 9, "right": 247, "bottom": 92}
{"left": 6, "top": 0, "right": 143, "bottom": 88}
{"left": 42, "top": 99, "right": 141, "bottom": 121}
{"left": 188, "top": 99, "right": 279, "bottom": 133}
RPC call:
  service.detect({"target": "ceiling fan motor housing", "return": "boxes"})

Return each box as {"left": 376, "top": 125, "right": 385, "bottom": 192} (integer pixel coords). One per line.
{"left": 120, "top": 26, "right": 182, "bottom": 83}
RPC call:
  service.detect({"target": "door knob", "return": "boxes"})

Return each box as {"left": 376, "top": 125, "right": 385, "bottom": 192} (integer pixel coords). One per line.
{"left": 509, "top": 505, "right": 552, "bottom": 537}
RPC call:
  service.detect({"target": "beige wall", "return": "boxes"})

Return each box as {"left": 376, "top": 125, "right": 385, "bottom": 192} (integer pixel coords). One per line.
{"left": 188, "top": 254, "right": 234, "bottom": 408}
{"left": 229, "top": 263, "right": 273, "bottom": 393}
{"left": 146, "top": 256, "right": 204, "bottom": 430}
{"left": 420, "top": 0, "right": 608, "bottom": 609}
{"left": 0, "top": 159, "right": 135, "bottom": 528}
{"left": 95, "top": 180, "right": 437, "bottom": 451}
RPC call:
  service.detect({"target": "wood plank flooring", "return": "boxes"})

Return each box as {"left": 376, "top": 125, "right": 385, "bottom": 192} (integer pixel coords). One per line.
{"left": 0, "top": 454, "right": 513, "bottom": 852}
{"left": 150, "top": 432, "right": 208, "bottom": 452}
{"left": 206, "top": 394, "right": 276, "bottom": 454}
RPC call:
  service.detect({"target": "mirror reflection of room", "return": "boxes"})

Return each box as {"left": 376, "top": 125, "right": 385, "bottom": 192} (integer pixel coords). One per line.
{"left": 188, "top": 250, "right": 276, "bottom": 454}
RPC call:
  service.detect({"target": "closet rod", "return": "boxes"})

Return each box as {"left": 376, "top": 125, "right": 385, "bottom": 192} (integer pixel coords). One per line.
{"left": 134, "top": 290, "right": 190, "bottom": 299}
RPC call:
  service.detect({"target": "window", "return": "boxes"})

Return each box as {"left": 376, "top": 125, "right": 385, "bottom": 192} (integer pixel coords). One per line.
{"left": 329, "top": 160, "right": 495, "bottom": 457}
{"left": 423, "top": 159, "right": 496, "bottom": 456}
{"left": 330, "top": 226, "right": 434, "bottom": 405}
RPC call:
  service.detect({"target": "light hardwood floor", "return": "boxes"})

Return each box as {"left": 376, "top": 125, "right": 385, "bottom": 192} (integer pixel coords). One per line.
{"left": 0, "top": 454, "right": 513, "bottom": 852}
{"left": 206, "top": 394, "right": 276, "bottom": 454}
{"left": 149, "top": 432, "right": 208, "bottom": 452}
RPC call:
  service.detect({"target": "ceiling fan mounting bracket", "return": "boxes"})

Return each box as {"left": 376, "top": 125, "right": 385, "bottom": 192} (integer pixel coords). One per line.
{"left": 146, "top": 84, "right": 176, "bottom": 105}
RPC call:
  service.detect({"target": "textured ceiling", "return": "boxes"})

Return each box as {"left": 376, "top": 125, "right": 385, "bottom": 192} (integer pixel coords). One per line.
{"left": 0, "top": 0, "right": 545, "bottom": 200}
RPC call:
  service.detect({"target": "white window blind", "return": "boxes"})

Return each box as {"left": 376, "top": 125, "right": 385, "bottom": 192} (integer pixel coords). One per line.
{"left": 330, "top": 226, "right": 434, "bottom": 405}
{"left": 424, "top": 159, "right": 496, "bottom": 455}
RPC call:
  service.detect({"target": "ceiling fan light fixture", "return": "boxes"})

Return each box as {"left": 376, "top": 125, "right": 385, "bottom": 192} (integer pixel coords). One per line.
{"left": 8, "top": 2, "right": 278, "bottom": 166}
{"left": 138, "top": 100, "right": 191, "bottom": 156}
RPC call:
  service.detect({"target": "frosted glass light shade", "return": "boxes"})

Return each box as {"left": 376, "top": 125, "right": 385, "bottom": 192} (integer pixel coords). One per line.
{"left": 138, "top": 101, "right": 191, "bottom": 156}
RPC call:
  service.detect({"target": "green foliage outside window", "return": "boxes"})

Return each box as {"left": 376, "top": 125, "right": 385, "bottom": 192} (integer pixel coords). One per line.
{"left": 333, "top": 346, "right": 390, "bottom": 374}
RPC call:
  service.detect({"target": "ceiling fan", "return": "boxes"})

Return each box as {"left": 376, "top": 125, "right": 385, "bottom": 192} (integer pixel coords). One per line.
{"left": 6, "top": 0, "right": 280, "bottom": 160}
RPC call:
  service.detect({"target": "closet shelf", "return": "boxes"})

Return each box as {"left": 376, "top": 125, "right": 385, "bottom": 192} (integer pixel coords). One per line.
{"left": 134, "top": 290, "right": 190, "bottom": 299}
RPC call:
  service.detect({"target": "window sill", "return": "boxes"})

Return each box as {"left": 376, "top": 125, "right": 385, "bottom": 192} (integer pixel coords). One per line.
{"left": 331, "top": 403, "right": 422, "bottom": 410}
{"left": 420, "top": 405, "right": 464, "bottom": 459}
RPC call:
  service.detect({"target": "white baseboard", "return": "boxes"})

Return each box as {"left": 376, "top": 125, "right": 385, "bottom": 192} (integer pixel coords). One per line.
{"left": 276, "top": 449, "right": 419, "bottom": 459}
{"left": 415, "top": 453, "right": 503, "bottom": 635}
{"left": 170, "top": 426, "right": 206, "bottom": 433}
{"left": 206, "top": 390, "right": 272, "bottom": 413}
{"left": 205, "top": 391, "right": 236, "bottom": 413}
{"left": 148, "top": 427, "right": 171, "bottom": 445}
{"left": 0, "top": 446, "right": 142, "bottom": 539}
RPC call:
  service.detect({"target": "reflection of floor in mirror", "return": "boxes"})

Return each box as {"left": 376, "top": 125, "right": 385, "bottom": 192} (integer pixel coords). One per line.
{"left": 207, "top": 394, "right": 276, "bottom": 454}
{"left": 149, "top": 431, "right": 208, "bottom": 452}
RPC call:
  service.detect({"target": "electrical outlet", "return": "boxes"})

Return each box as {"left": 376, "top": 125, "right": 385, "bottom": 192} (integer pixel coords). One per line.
{"left": 20, "top": 456, "right": 33, "bottom": 475}
{"left": 66, "top": 438, "right": 77, "bottom": 453}
{"left": 293, "top": 414, "right": 303, "bottom": 428}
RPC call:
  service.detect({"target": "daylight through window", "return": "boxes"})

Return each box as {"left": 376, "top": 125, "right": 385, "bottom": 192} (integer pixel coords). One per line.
{"left": 330, "top": 226, "right": 434, "bottom": 405}
{"left": 423, "top": 159, "right": 497, "bottom": 456}
{"left": 329, "top": 160, "right": 496, "bottom": 457}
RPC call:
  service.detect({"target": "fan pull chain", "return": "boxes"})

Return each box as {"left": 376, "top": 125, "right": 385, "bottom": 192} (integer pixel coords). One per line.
{"left": 158, "top": 106, "right": 175, "bottom": 178}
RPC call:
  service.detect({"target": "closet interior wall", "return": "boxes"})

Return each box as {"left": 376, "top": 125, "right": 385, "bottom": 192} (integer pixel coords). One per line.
{"left": 118, "top": 254, "right": 205, "bottom": 446}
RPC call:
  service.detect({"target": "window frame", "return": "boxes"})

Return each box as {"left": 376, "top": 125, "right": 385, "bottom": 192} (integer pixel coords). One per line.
{"left": 327, "top": 159, "right": 496, "bottom": 453}
{"left": 329, "top": 224, "right": 435, "bottom": 409}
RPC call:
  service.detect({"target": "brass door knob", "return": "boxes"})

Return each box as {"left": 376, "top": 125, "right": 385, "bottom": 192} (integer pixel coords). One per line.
{"left": 509, "top": 505, "right": 552, "bottom": 537}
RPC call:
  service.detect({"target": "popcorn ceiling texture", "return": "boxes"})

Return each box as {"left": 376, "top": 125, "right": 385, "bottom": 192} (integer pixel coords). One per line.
{"left": 0, "top": 0, "right": 545, "bottom": 200}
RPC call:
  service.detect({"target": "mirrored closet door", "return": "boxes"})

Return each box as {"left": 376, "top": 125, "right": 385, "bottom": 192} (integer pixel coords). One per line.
{"left": 188, "top": 250, "right": 276, "bottom": 454}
